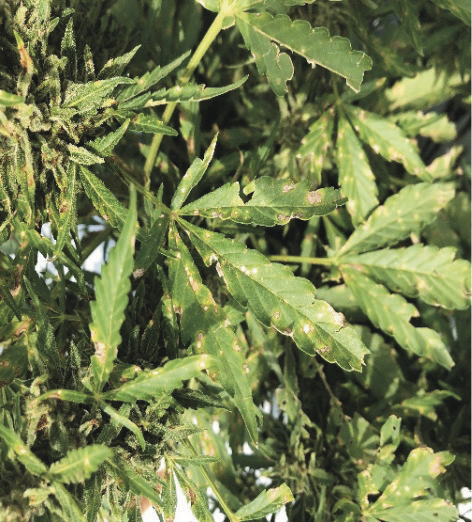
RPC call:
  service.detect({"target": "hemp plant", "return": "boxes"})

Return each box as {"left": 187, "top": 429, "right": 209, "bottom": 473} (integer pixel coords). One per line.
{"left": 0, "top": 0, "right": 470, "bottom": 520}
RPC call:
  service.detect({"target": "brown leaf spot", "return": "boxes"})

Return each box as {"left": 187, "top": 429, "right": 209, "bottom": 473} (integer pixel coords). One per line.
{"left": 307, "top": 191, "right": 322, "bottom": 204}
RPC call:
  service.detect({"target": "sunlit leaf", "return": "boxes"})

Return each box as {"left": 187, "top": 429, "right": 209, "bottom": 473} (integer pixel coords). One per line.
{"left": 49, "top": 445, "right": 113, "bottom": 483}
{"left": 235, "top": 483, "right": 294, "bottom": 521}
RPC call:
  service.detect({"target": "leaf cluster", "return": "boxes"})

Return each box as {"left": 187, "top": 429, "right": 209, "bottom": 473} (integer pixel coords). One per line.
{"left": 0, "top": 0, "right": 470, "bottom": 521}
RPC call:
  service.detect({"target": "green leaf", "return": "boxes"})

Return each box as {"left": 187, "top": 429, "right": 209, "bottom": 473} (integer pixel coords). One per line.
{"left": 391, "top": 0, "right": 423, "bottom": 54}
{"left": 168, "top": 228, "right": 260, "bottom": 442}
{"left": 336, "top": 113, "right": 378, "bottom": 224}
{"left": 365, "top": 448, "right": 457, "bottom": 520}
{"left": 297, "top": 109, "right": 334, "bottom": 184}
{"left": 134, "top": 214, "right": 169, "bottom": 272}
{"left": 89, "top": 189, "right": 137, "bottom": 392}
{"left": 0, "top": 90, "right": 25, "bottom": 106}
{"left": 68, "top": 144, "right": 105, "bottom": 166}
{"left": 108, "top": 458, "right": 163, "bottom": 508}
{"left": 379, "top": 415, "right": 401, "bottom": 451}
{"left": 54, "top": 162, "right": 78, "bottom": 256}
{"left": 342, "top": 268, "right": 454, "bottom": 369}
{"left": 149, "top": 76, "right": 248, "bottom": 105}
{"left": 79, "top": 166, "right": 144, "bottom": 240}
{"left": 339, "top": 182, "right": 456, "bottom": 255}
{"left": 0, "top": 425, "right": 47, "bottom": 476}
{"left": 87, "top": 119, "right": 130, "bottom": 157}
{"left": 61, "top": 18, "right": 77, "bottom": 80}
{"left": 101, "top": 355, "right": 215, "bottom": 402}
{"left": 429, "top": 0, "right": 471, "bottom": 25}
{"left": 171, "top": 134, "right": 218, "bottom": 210}
{"left": 184, "top": 221, "right": 369, "bottom": 371}
{"left": 392, "top": 111, "right": 456, "bottom": 143}
{"left": 100, "top": 401, "right": 145, "bottom": 451}
{"left": 37, "top": 389, "right": 94, "bottom": 404}
{"left": 52, "top": 482, "right": 86, "bottom": 522}
{"left": 234, "top": 483, "right": 294, "bottom": 521}
{"left": 236, "top": 12, "right": 372, "bottom": 94}
{"left": 345, "top": 105, "right": 428, "bottom": 179}
{"left": 127, "top": 112, "right": 178, "bottom": 135}
{"left": 63, "top": 77, "right": 135, "bottom": 112}
{"left": 97, "top": 45, "right": 141, "bottom": 80}
{"left": 116, "top": 51, "right": 190, "bottom": 107}
{"left": 179, "top": 177, "right": 346, "bottom": 226}
{"left": 342, "top": 245, "right": 471, "bottom": 310}
{"left": 49, "top": 445, "right": 113, "bottom": 483}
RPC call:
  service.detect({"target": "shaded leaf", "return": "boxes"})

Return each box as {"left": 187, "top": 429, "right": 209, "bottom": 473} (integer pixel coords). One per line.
{"left": 52, "top": 482, "right": 86, "bottom": 522}
{"left": 345, "top": 105, "right": 428, "bottom": 178}
{"left": 49, "top": 445, "right": 113, "bottom": 483}
{"left": 429, "top": 0, "right": 471, "bottom": 25}
{"left": 185, "top": 222, "right": 369, "bottom": 371}
{"left": 0, "top": 425, "right": 47, "bottom": 476}
{"left": 87, "top": 119, "right": 130, "bottom": 157}
{"left": 336, "top": 113, "right": 378, "bottom": 224}
{"left": 89, "top": 189, "right": 137, "bottom": 392}
{"left": 339, "top": 182, "right": 455, "bottom": 255}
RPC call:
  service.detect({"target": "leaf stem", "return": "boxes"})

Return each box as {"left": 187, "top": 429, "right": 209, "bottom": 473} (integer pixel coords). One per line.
{"left": 143, "top": 9, "right": 227, "bottom": 185}
{"left": 268, "top": 255, "right": 339, "bottom": 267}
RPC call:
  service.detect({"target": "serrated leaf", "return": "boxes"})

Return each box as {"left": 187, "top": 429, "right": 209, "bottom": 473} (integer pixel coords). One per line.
{"left": 99, "top": 401, "right": 145, "bottom": 450}
{"left": 117, "top": 51, "right": 190, "bottom": 107}
{"left": 52, "top": 482, "right": 86, "bottom": 522}
{"left": 97, "top": 45, "right": 141, "bottom": 80}
{"left": 87, "top": 119, "right": 130, "bottom": 157}
{"left": 184, "top": 221, "right": 369, "bottom": 371}
{"left": 0, "top": 90, "right": 25, "bottom": 106}
{"left": 54, "top": 162, "right": 78, "bottom": 256}
{"left": 342, "top": 245, "right": 471, "bottom": 310}
{"left": 102, "top": 355, "right": 215, "bottom": 402}
{"left": 297, "top": 109, "right": 334, "bottom": 183}
{"left": 127, "top": 112, "right": 178, "bottom": 135}
{"left": 237, "top": 15, "right": 293, "bottom": 96}
{"left": 134, "top": 214, "right": 169, "bottom": 272}
{"left": 49, "top": 445, "right": 113, "bottom": 484}
{"left": 345, "top": 105, "right": 428, "bottom": 178}
{"left": 79, "top": 166, "right": 144, "bottom": 240}
{"left": 429, "top": 0, "right": 471, "bottom": 25}
{"left": 0, "top": 425, "right": 47, "bottom": 476}
{"left": 168, "top": 228, "right": 260, "bottom": 442}
{"left": 392, "top": 111, "right": 456, "bottom": 143}
{"left": 37, "top": 389, "right": 94, "bottom": 404}
{"left": 89, "top": 190, "right": 137, "bottom": 392}
{"left": 339, "top": 182, "right": 456, "bottom": 255}
{"left": 179, "top": 177, "right": 346, "bottom": 226}
{"left": 342, "top": 268, "right": 454, "bottom": 369}
{"left": 61, "top": 18, "right": 77, "bottom": 80}
{"left": 391, "top": 0, "right": 423, "bottom": 54}
{"left": 366, "top": 448, "right": 457, "bottom": 520}
{"left": 171, "top": 133, "right": 218, "bottom": 210}
{"left": 385, "top": 68, "right": 463, "bottom": 110}
{"left": 108, "top": 458, "right": 163, "bottom": 508}
{"left": 63, "top": 77, "right": 135, "bottom": 112}
{"left": 68, "top": 144, "right": 104, "bottom": 166}
{"left": 368, "top": 498, "right": 458, "bottom": 522}
{"left": 236, "top": 12, "right": 372, "bottom": 94}
{"left": 235, "top": 483, "right": 294, "bottom": 521}
{"left": 336, "top": 113, "right": 378, "bottom": 224}
{"left": 148, "top": 76, "right": 248, "bottom": 105}
{"left": 173, "top": 466, "right": 214, "bottom": 522}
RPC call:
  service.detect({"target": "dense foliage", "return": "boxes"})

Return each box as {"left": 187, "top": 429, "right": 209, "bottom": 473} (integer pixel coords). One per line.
{"left": 0, "top": 0, "right": 470, "bottom": 520}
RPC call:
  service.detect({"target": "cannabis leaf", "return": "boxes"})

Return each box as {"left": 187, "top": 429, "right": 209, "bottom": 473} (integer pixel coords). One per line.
{"left": 49, "top": 446, "right": 113, "bottom": 484}
{"left": 183, "top": 221, "right": 369, "bottom": 371}
{"left": 89, "top": 190, "right": 137, "bottom": 392}
{"left": 236, "top": 12, "right": 372, "bottom": 95}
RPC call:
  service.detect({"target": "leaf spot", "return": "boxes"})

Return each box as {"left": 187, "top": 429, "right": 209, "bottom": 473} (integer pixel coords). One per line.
{"left": 307, "top": 191, "right": 322, "bottom": 204}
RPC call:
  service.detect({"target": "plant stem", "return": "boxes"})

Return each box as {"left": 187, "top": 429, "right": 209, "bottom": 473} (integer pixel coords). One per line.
{"left": 268, "top": 255, "right": 338, "bottom": 267}
{"left": 184, "top": 440, "right": 238, "bottom": 522}
{"left": 143, "top": 9, "right": 227, "bottom": 185}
